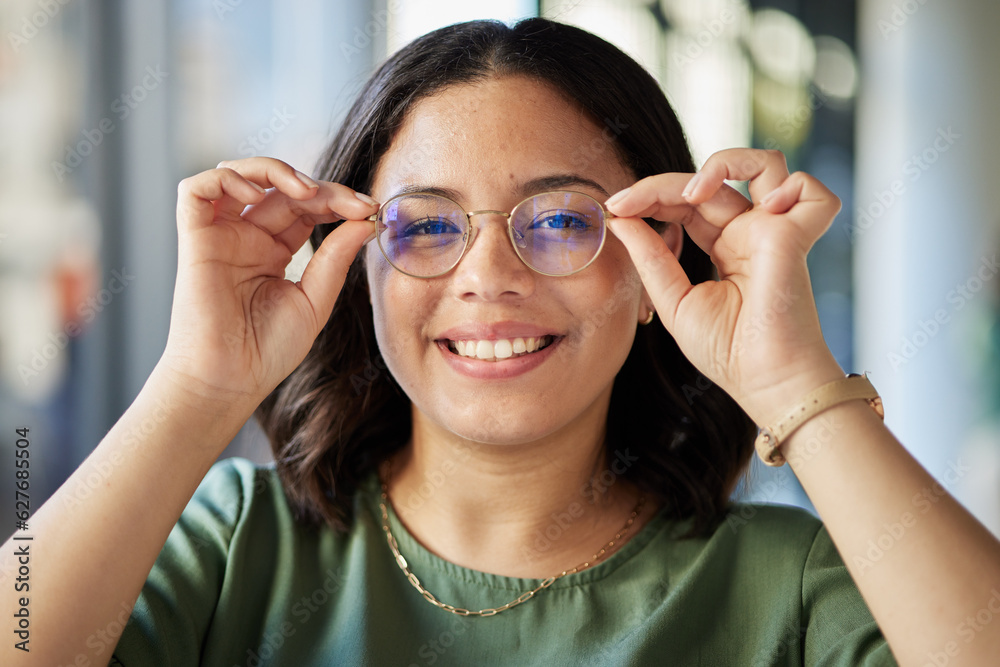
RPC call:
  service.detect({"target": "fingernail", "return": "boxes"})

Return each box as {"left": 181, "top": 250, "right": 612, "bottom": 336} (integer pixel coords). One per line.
{"left": 355, "top": 192, "right": 379, "bottom": 206}
{"left": 605, "top": 187, "right": 631, "bottom": 209}
{"left": 682, "top": 173, "right": 701, "bottom": 199}
{"left": 248, "top": 181, "right": 266, "bottom": 194}
{"left": 760, "top": 187, "right": 779, "bottom": 206}
{"left": 294, "top": 170, "right": 319, "bottom": 189}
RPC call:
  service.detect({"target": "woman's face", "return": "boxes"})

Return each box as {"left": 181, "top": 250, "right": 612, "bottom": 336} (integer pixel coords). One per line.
{"left": 366, "top": 75, "right": 652, "bottom": 445}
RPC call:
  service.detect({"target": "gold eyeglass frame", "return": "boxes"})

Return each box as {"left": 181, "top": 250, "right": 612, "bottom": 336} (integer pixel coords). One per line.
{"left": 364, "top": 190, "right": 614, "bottom": 279}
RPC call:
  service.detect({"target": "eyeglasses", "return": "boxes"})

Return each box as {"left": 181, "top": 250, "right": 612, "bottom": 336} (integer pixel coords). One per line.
{"left": 366, "top": 190, "right": 614, "bottom": 278}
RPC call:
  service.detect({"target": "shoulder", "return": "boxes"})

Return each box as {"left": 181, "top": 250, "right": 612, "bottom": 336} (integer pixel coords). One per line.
{"left": 721, "top": 501, "right": 824, "bottom": 546}
{"left": 174, "top": 456, "right": 292, "bottom": 545}
{"left": 717, "top": 502, "right": 852, "bottom": 576}
{"left": 189, "top": 456, "right": 279, "bottom": 515}
{"left": 713, "top": 506, "right": 895, "bottom": 664}
{"left": 113, "top": 459, "right": 340, "bottom": 664}
{"left": 196, "top": 456, "right": 279, "bottom": 500}
{"left": 697, "top": 502, "right": 878, "bottom": 611}
{"left": 662, "top": 501, "right": 830, "bottom": 582}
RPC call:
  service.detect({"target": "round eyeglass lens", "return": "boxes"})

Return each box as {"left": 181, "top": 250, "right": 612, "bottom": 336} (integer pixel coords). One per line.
{"left": 510, "top": 192, "right": 606, "bottom": 275}
{"left": 377, "top": 194, "right": 468, "bottom": 277}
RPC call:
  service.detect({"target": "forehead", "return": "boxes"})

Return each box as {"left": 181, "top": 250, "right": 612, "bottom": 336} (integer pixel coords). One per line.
{"left": 370, "top": 76, "right": 633, "bottom": 202}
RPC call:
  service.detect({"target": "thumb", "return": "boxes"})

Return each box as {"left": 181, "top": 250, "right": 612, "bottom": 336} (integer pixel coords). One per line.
{"left": 607, "top": 216, "right": 691, "bottom": 331}
{"left": 298, "top": 220, "right": 373, "bottom": 326}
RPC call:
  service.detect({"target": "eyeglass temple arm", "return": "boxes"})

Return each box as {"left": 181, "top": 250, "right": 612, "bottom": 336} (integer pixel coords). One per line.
{"left": 360, "top": 216, "right": 378, "bottom": 245}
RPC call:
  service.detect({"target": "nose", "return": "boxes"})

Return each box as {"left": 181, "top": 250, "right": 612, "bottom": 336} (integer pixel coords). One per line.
{"left": 449, "top": 213, "right": 535, "bottom": 301}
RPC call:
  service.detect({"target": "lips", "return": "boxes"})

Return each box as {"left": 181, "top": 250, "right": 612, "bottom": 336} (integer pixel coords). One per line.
{"left": 447, "top": 336, "right": 555, "bottom": 361}
{"left": 435, "top": 322, "right": 563, "bottom": 371}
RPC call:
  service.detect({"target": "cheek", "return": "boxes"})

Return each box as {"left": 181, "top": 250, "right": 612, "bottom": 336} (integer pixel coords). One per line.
{"left": 365, "top": 249, "right": 437, "bottom": 373}
{"left": 558, "top": 248, "right": 644, "bottom": 371}
{"left": 365, "top": 246, "right": 390, "bottom": 321}
{"left": 585, "top": 242, "right": 644, "bottom": 323}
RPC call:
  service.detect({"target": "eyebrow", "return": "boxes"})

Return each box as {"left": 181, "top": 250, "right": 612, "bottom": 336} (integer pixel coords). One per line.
{"left": 386, "top": 174, "right": 612, "bottom": 202}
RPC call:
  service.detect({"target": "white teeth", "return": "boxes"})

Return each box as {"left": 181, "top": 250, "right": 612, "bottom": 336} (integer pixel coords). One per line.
{"left": 448, "top": 335, "right": 553, "bottom": 361}
{"left": 494, "top": 339, "right": 513, "bottom": 359}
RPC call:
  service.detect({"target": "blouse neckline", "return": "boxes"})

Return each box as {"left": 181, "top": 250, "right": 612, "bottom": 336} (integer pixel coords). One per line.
{"left": 359, "top": 470, "right": 684, "bottom": 592}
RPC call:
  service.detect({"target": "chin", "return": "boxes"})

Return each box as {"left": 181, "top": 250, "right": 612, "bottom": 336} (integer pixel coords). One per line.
{"left": 459, "top": 420, "right": 553, "bottom": 447}
{"left": 418, "top": 399, "right": 568, "bottom": 447}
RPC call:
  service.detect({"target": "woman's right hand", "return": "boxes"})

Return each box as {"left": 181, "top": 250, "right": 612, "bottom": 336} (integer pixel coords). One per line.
{"left": 158, "top": 157, "right": 378, "bottom": 409}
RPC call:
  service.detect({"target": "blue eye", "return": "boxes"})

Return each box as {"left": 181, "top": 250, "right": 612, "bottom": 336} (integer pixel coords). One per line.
{"left": 402, "top": 217, "right": 462, "bottom": 236}
{"left": 530, "top": 212, "right": 591, "bottom": 231}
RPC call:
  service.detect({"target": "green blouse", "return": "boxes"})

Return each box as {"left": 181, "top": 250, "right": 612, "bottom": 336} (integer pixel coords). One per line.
{"left": 110, "top": 457, "right": 898, "bottom": 666}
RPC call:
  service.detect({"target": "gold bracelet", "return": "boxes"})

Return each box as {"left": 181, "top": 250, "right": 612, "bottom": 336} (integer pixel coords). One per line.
{"left": 754, "top": 373, "right": 885, "bottom": 467}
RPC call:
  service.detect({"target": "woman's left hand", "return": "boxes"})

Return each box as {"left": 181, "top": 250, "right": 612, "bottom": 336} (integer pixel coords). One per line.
{"left": 605, "top": 148, "right": 845, "bottom": 424}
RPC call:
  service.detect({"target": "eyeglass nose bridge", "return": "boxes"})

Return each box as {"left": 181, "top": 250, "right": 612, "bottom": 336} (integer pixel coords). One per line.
{"left": 466, "top": 209, "right": 511, "bottom": 218}
{"left": 462, "top": 209, "right": 528, "bottom": 251}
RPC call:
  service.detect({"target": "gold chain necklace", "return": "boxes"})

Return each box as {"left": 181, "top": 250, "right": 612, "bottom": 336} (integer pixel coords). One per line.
{"left": 378, "top": 460, "right": 646, "bottom": 617}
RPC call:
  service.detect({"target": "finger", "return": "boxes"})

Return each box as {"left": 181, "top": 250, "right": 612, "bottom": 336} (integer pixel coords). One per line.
{"left": 213, "top": 190, "right": 256, "bottom": 219}
{"left": 241, "top": 180, "right": 379, "bottom": 236}
{"left": 270, "top": 214, "right": 376, "bottom": 259}
{"left": 759, "top": 171, "right": 842, "bottom": 240}
{"left": 297, "top": 220, "right": 372, "bottom": 326}
{"left": 271, "top": 219, "right": 319, "bottom": 257}
{"left": 606, "top": 215, "right": 692, "bottom": 332}
{"left": 606, "top": 173, "right": 750, "bottom": 253}
{"left": 217, "top": 157, "right": 323, "bottom": 197}
{"left": 176, "top": 169, "right": 266, "bottom": 234}
{"left": 217, "top": 158, "right": 379, "bottom": 218}
{"left": 684, "top": 148, "right": 789, "bottom": 206}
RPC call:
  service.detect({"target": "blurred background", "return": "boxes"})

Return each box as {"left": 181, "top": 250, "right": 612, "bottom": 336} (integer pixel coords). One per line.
{"left": 1, "top": 0, "right": 998, "bottom": 539}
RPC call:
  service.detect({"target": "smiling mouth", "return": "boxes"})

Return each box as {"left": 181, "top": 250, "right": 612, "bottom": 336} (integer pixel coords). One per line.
{"left": 446, "top": 336, "right": 556, "bottom": 361}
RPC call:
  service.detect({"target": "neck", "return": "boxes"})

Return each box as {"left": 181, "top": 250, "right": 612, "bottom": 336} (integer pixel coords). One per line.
{"left": 383, "top": 396, "right": 652, "bottom": 578}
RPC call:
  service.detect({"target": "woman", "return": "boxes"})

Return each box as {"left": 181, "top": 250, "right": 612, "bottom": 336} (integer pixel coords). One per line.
{"left": 5, "top": 17, "right": 1000, "bottom": 667}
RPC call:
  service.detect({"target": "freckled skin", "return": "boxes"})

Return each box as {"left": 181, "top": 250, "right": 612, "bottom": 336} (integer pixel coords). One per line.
{"left": 366, "top": 76, "right": 649, "bottom": 446}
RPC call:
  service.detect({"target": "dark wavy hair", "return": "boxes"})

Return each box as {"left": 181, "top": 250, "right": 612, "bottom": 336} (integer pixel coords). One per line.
{"left": 254, "top": 17, "right": 757, "bottom": 537}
